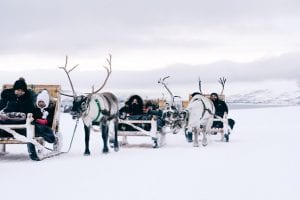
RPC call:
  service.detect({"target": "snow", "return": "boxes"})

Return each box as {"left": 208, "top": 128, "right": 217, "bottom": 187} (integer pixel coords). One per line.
{"left": 1, "top": 106, "right": 300, "bottom": 200}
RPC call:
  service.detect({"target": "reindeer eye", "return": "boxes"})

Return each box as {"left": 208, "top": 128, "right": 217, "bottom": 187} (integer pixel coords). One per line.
{"left": 80, "top": 102, "right": 87, "bottom": 109}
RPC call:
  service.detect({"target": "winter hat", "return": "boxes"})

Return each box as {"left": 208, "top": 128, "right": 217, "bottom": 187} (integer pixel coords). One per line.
{"left": 36, "top": 90, "right": 50, "bottom": 108}
{"left": 13, "top": 78, "right": 27, "bottom": 91}
{"left": 210, "top": 93, "right": 219, "bottom": 98}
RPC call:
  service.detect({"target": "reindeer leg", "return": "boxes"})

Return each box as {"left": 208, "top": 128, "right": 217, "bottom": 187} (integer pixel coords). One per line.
{"left": 193, "top": 128, "right": 199, "bottom": 147}
{"left": 202, "top": 126, "right": 208, "bottom": 146}
{"left": 113, "top": 118, "right": 119, "bottom": 152}
{"left": 101, "top": 122, "right": 109, "bottom": 153}
{"left": 84, "top": 125, "right": 91, "bottom": 155}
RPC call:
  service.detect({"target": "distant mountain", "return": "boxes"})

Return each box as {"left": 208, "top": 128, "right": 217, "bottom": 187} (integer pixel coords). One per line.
{"left": 1, "top": 52, "right": 300, "bottom": 106}
{"left": 227, "top": 89, "right": 300, "bottom": 105}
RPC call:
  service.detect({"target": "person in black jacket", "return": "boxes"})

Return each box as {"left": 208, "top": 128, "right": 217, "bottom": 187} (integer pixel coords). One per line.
{"left": 0, "top": 78, "right": 35, "bottom": 137}
{"left": 210, "top": 93, "right": 228, "bottom": 119}
{"left": 0, "top": 78, "right": 34, "bottom": 114}
{"left": 210, "top": 93, "right": 235, "bottom": 129}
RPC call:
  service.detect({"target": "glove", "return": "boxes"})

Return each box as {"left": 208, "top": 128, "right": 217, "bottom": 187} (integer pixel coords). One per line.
{"left": 36, "top": 118, "right": 48, "bottom": 125}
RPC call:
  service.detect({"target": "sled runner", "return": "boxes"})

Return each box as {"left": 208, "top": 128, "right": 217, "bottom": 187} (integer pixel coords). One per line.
{"left": 0, "top": 84, "right": 63, "bottom": 160}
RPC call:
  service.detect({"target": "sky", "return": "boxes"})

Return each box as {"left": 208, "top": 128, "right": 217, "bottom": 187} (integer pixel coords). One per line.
{"left": 0, "top": 0, "right": 300, "bottom": 74}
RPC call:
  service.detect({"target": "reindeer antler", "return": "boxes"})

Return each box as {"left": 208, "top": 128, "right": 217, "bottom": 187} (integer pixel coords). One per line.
{"left": 59, "top": 56, "right": 79, "bottom": 97}
{"left": 90, "top": 54, "right": 112, "bottom": 94}
{"left": 198, "top": 77, "right": 203, "bottom": 94}
{"left": 218, "top": 77, "right": 227, "bottom": 95}
{"left": 158, "top": 76, "right": 174, "bottom": 106}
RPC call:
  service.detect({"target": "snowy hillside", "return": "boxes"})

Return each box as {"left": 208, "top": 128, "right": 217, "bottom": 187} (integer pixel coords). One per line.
{"left": 1, "top": 106, "right": 299, "bottom": 200}
{"left": 224, "top": 80, "right": 300, "bottom": 105}
{"left": 227, "top": 89, "right": 300, "bottom": 105}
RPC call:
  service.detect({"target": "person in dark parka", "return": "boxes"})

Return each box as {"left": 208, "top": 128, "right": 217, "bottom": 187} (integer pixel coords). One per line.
{"left": 0, "top": 78, "right": 35, "bottom": 114}
{"left": 126, "top": 95, "right": 144, "bottom": 116}
{"left": 210, "top": 92, "right": 235, "bottom": 129}
{"left": 210, "top": 93, "right": 228, "bottom": 119}
{"left": 0, "top": 78, "right": 35, "bottom": 137}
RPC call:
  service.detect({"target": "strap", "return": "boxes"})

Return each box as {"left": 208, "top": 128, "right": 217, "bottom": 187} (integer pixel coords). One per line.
{"left": 92, "top": 99, "right": 102, "bottom": 123}
{"left": 199, "top": 98, "right": 213, "bottom": 120}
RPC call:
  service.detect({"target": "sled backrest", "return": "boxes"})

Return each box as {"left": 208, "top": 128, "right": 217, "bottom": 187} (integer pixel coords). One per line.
{"left": 2, "top": 84, "right": 61, "bottom": 132}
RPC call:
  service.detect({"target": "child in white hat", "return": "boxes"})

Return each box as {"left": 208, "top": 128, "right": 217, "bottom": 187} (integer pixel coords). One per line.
{"left": 34, "top": 90, "right": 50, "bottom": 125}
{"left": 33, "top": 89, "right": 56, "bottom": 143}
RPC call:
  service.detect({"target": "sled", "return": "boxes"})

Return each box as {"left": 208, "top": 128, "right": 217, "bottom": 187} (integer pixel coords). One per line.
{"left": 184, "top": 93, "right": 231, "bottom": 142}
{"left": 118, "top": 118, "right": 162, "bottom": 147}
{"left": 0, "top": 84, "right": 63, "bottom": 160}
{"left": 117, "top": 96, "right": 165, "bottom": 148}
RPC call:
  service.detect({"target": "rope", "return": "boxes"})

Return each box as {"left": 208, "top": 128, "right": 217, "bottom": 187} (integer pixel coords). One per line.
{"left": 61, "top": 118, "right": 79, "bottom": 153}
{"left": 43, "top": 118, "right": 79, "bottom": 153}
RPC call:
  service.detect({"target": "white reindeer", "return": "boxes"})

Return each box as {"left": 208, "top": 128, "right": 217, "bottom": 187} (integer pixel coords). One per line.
{"left": 183, "top": 78, "right": 215, "bottom": 147}
{"left": 184, "top": 94, "right": 215, "bottom": 146}
{"left": 60, "top": 55, "right": 119, "bottom": 155}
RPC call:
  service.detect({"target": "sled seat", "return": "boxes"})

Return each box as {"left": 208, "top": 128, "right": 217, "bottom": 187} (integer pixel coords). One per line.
{"left": 118, "top": 119, "right": 158, "bottom": 137}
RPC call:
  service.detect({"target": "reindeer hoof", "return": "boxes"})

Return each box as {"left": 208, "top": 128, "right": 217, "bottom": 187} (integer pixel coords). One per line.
{"left": 114, "top": 147, "right": 119, "bottom": 152}
{"left": 84, "top": 151, "right": 91, "bottom": 156}
{"left": 224, "top": 134, "right": 229, "bottom": 142}
{"left": 186, "top": 132, "right": 193, "bottom": 143}
{"left": 102, "top": 148, "right": 109, "bottom": 153}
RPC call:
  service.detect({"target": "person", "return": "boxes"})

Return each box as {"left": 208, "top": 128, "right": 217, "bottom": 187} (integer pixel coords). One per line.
{"left": 127, "top": 95, "right": 144, "bottom": 116}
{"left": 0, "top": 77, "right": 34, "bottom": 115}
{"left": 144, "top": 101, "right": 165, "bottom": 131}
{"left": 118, "top": 95, "right": 163, "bottom": 132}
{"left": 209, "top": 92, "right": 235, "bottom": 130}
{"left": 32, "top": 90, "right": 55, "bottom": 143}
{"left": 0, "top": 78, "right": 35, "bottom": 138}
{"left": 119, "top": 101, "right": 130, "bottom": 119}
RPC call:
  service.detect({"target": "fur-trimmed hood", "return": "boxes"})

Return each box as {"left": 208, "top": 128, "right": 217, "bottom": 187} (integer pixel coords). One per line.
{"left": 36, "top": 90, "right": 50, "bottom": 109}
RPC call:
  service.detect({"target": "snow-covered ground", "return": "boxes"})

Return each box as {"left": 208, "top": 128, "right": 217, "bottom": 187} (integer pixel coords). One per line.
{"left": 1, "top": 106, "right": 299, "bottom": 200}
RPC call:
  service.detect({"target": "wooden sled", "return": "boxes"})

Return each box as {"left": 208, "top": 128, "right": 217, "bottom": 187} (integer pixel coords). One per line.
{"left": 118, "top": 116, "right": 165, "bottom": 148}
{"left": 0, "top": 84, "right": 63, "bottom": 161}
{"left": 184, "top": 93, "right": 232, "bottom": 142}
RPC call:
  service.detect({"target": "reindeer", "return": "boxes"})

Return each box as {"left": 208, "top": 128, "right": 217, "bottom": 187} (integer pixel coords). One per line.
{"left": 60, "top": 55, "right": 119, "bottom": 155}
{"left": 183, "top": 78, "right": 215, "bottom": 147}
{"left": 158, "top": 76, "right": 185, "bottom": 135}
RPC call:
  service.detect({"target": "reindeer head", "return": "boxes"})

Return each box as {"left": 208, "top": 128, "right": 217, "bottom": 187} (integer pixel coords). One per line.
{"left": 59, "top": 55, "right": 112, "bottom": 119}
{"left": 70, "top": 95, "right": 88, "bottom": 119}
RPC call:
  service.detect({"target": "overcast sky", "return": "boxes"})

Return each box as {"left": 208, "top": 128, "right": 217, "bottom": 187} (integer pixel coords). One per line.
{"left": 0, "top": 0, "right": 299, "bottom": 82}
{"left": 0, "top": 0, "right": 300, "bottom": 70}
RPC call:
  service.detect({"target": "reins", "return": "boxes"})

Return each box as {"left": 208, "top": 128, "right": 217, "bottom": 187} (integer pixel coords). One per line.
{"left": 44, "top": 118, "right": 79, "bottom": 153}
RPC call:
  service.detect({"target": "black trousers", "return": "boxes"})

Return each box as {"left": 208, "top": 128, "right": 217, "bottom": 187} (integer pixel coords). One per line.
{"left": 35, "top": 124, "right": 55, "bottom": 143}
{"left": 212, "top": 118, "right": 235, "bottom": 129}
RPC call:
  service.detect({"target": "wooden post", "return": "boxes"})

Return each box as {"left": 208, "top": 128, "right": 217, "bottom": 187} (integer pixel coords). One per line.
{"left": 151, "top": 118, "right": 157, "bottom": 136}
{"left": 26, "top": 113, "right": 35, "bottom": 139}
